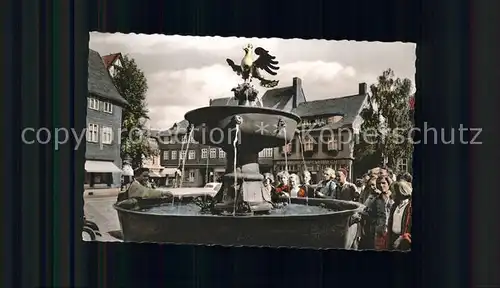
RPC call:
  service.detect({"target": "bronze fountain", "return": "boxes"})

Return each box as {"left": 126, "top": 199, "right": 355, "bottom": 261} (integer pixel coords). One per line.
{"left": 114, "top": 44, "right": 364, "bottom": 249}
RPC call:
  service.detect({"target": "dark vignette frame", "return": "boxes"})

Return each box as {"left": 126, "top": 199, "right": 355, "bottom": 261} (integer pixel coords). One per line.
{"left": 3, "top": 0, "right": 499, "bottom": 286}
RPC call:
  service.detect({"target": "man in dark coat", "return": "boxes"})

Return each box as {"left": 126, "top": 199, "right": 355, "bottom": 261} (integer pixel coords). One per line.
{"left": 117, "top": 168, "right": 172, "bottom": 202}
{"left": 335, "top": 168, "right": 359, "bottom": 201}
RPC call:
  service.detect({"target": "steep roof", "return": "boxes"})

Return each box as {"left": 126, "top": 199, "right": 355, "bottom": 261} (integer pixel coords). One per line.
{"left": 261, "top": 86, "right": 295, "bottom": 110}
{"left": 159, "top": 119, "right": 190, "bottom": 136}
{"left": 88, "top": 49, "right": 127, "bottom": 106}
{"left": 292, "top": 94, "right": 367, "bottom": 129}
{"left": 148, "top": 129, "right": 160, "bottom": 138}
{"left": 102, "top": 53, "right": 122, "bottom": 69}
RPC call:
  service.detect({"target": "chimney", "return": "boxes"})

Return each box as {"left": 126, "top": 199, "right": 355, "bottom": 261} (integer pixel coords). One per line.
{"left": 359, "top": 83, "right": 367, "bottom": 95}
{"left": 292, "top": 77, "right": 302, "bottom": 108}
{"left": 209, "top": 98, "right": 213, "bottom": 106}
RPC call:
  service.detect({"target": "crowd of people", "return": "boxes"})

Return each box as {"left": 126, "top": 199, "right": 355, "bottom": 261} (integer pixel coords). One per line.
{"left": 261, "top": 166, "right": 413, "bottom": 251}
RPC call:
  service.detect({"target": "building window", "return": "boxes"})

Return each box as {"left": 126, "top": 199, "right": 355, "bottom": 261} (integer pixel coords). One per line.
{"left": 103, "top": 101, "right": 113, "bottom": 113}
{"left": 314, "top": 118, "right": 326, "bottom": 126}
{"left": 163, "top": 151, "right": 169, "bottom": 160}
{"left": 188, "top": 150, "right": 196, "bottom": 160}
{"left": 210, "top": 148, "right": 217, "bottom": 158}
{"left": 180, "top": 150, "right": 187, "bottom": 161}
{"left": 171, "top": 151, "right": 177, "bottom": 160}
{"left": 259, "top": 148, "right": 273, "bottom": 158}
{"left": 88, "top": 98, "right": 99, "bottom": 110}
{"left": 397, "top": 158, "right": 408, "bottom": 172}
{"left": 201, "top": 148, "right": 208, "bottom": 158}
{"left": 266, "top": 148, "right": 273, "bottom": 157}
{"left": 87, "top": 123, "right": 99, "bottom": 143}
{"left": 181, "top": 135, "right": 188, "bottom": 143}
{"left": 188, "top": 170, "right": 195, "bottom": 182}
{"left": 327, "top": 136, "right": 339, "bottom": 150}
{"left": 219, "top": 148, "right": 226, "bottom": 158}
{"left": 303, "top": 137, "right": 314, "bottom": 151}
{"left": 101, "top": 126, "right": 113, "bottom": 144}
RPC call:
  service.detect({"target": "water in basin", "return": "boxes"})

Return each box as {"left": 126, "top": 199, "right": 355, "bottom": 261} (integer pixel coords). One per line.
{"left": 140, "top": 203, "right": 334, "bottom": 216}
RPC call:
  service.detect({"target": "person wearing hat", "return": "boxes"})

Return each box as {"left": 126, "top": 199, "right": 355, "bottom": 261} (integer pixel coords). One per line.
{"left": 387, "top": 180, "right": 412, "bottom": 251}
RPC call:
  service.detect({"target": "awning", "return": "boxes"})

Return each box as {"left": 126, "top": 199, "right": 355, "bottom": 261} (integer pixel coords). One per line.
{"left": 148, "top": 171, "right": 163, "bottom": 178}
{"left": 213, "top": 168, "right": 225, "bottom": 173}
{"left": 161, "top": 168, "right": 181, "bottom": 176}
{"left": 85, "top": 160, "right": 122, "bottom": 173}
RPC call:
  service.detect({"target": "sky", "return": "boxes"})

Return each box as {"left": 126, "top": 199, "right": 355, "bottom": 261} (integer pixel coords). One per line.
{"left": 89, "top": 32, "right": 416, "bottom": 130}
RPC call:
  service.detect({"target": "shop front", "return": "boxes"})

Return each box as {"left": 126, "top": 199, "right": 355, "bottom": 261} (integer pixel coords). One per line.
{"left": 84, "top": 160, "right": 123, "bottom": 188}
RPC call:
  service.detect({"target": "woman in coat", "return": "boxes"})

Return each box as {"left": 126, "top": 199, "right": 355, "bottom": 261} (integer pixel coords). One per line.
{"left": 358, "top": 176, "right": 379, "bottom": 250}
{"left": 314, "top": 168, "right": 337, "bottom": 198}
{"left": 373, "top": 175, "right": 395, "bottom": 250}
{"left": 387, "top": 180, "right": 412, "bottom": 251}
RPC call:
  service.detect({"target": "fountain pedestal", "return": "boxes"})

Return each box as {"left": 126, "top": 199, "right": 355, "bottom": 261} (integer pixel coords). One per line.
{"left": 185, "top": 82, "right": 300, "bottom": 215}
{"left": 214, "top": 149, "right": 273, "bottom": 214}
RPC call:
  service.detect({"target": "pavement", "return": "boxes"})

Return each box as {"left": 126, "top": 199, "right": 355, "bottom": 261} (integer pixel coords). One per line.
{"left": 84, "top": 187, "right": 120, "bottom": 198}
{"left": 84, "top": 191, "right": 122, "bottom": 242}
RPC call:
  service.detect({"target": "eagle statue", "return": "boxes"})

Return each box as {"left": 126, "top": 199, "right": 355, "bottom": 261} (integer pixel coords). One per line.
{"left": 226, "top": 44, "right": 280, "bottom": 88}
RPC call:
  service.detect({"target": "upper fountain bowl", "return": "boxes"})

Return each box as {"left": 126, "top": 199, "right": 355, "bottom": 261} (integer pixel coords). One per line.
{"left": 185, "top": 106, "right": 301, "bottom": 150}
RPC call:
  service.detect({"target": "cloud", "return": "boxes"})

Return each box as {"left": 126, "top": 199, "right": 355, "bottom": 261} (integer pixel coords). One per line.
{"left": 89, "top": 33, "right": 416, "bottom": 129}
{"left": 147, "top": 64, "right": 241, "bottom": 108}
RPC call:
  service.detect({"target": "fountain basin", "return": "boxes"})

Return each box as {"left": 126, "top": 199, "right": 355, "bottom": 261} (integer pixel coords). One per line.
{"left": 185, "top": 106, "right": 301, "bottom": 150}
{"left": 114, "top": 197, "right": 364, "bottom": 249}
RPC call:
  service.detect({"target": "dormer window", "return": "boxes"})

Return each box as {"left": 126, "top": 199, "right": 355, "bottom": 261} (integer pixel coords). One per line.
{"left": 88, "top": 98, "right": 99, "bottom": 110}
{"left": 327, "top": 115, "right": 344, "bottom": 124}
{"left": 314, "top": 119, "right": 326, "bottom": 126}
{"left": 103, "top": 101, "right": 113, "bottom": 113}
{"left": 303, "top": 137, "right": 314, "bottom": 152}
{"left": 327, "top": 136, "right": 339, "bottom": 151}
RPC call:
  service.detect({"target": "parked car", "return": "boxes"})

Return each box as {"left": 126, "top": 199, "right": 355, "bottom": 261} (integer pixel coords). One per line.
{"left": 203, "top": 182, "right": 222, "bottom": 192}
